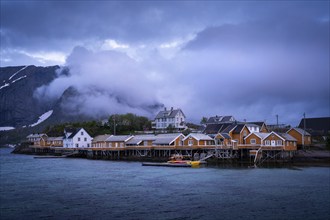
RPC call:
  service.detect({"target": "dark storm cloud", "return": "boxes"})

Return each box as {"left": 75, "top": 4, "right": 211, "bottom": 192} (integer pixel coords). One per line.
{"left": 179, "top": 16, "right": 329, "bottom": 124}
{"left": 1, "top": 1, "right": 329, "bottom": 125}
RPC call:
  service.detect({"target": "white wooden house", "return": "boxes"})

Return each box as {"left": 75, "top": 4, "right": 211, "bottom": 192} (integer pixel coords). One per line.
{"left": 152, "top": 107, "right": 186, "bottom": 130}
{"left": 63, "top": 128, "right": 92, "bottom": 148}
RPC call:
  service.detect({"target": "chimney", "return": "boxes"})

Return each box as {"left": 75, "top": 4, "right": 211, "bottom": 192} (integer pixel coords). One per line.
{"left": 164, "top": 107, "right": 167, "bottom": 111}
{"left": 171, "top": 107, "right": 173, "bottom": 111}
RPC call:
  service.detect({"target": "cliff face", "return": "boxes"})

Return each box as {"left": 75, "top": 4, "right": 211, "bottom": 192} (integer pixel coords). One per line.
{"left": 0, "top": 65, "right": 59, "bottom": 127}
{"left": 0, "top": 65, "right": 163, "bottom": 130}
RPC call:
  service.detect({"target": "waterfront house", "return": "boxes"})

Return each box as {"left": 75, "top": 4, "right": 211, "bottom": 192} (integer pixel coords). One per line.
{"left": 92, "top": 134, "right": 112, "bottom": 148}
{"left": 105, "top": 135, "right": 133, "bottom": 148}
{"left": 244, "top": 132, "right": 270, "bottom": 147}
{"left": 26, "top": 133, "right": 48, "bottom": 146}
{"left": 152, "top": 133, "right": 185, "bottom": 146}
{"left": 247, "top": 122, "right": 269, "bottom": 133}
{"left": 230, "top": 124, "right": 250, "bottom": 145}
{"left": 287, "top": 127, "right": 311, "bottom": 147}
{"left": 213, "top": 133, "right": 232, "bottom": 147}
{"left": 46, "top": 137, "right": 63, "bottom": 147}
{"left": 278, "top": 133, "right": 298, "bottom": 151}
{"left": 152, "top": 107, "right": 186, "bottom": 130}
{"left": 63, "top": 128, "right": 92, "bottom": 148}
{"left": 182, "top": 133, "right": 215, "bottom": 147}
{"left": 244, "top": 131, "right": 297, "bottom": 150}
{"left": 125, "top": 135, "right": 156, "bottom": 147}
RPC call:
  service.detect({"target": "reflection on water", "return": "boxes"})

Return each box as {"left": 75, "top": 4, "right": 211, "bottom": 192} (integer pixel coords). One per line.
{"left": 1, "top": 148, "right": 329, "bottom": 220}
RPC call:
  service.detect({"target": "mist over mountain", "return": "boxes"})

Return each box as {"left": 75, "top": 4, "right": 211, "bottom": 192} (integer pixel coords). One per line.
{"left": 0, "top": 64, "right": 163, "bottom": 129}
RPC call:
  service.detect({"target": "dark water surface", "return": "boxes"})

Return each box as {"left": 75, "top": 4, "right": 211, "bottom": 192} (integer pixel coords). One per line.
{"left": 1, "top": 148, "right": 329, "bottom": 220}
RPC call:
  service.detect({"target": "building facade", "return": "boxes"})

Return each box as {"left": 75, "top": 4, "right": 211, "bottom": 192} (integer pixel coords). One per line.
{"left": 152, "top": 107, "right": 186, "bottom": 130}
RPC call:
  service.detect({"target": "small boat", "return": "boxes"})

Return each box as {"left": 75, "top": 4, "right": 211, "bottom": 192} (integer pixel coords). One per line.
{"left": 142, "top": 162, "right": 191, "bottom": 167}
{"left": 34, "top": 155, "right": 67, "bottom": 159}
{"left": 142, "top": 154, "right": 205, "bottom": 167}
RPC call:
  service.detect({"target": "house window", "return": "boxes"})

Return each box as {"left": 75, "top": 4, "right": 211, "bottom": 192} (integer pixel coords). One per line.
{"left": 84, "top": 138, "right": 87, "bottom": 141}
{"left": 115, "top": 143, "right": 118, "bottom": 147}
{"left": 87, "top": 144, "right": 90, "bottom": 147}
{"left": 243, "top": 131, "right": 247, "bottom": 136}
{"left": 81, "top": 131, "right": 83, "bottom": 135}
{"left": 120, "top": 143, "right": 124, "bottom": 147}
{"left": 265, "top": 140, "right": 270, "bottom": 145}
{"left": 78, "top": 138, "right": 80, "bottom": 141}
{"left": 250, "top": 139, "right": 256, "bottom": 144}
{"left": 276, "top": 140, "right": 282, "bottom": 146}
{"left": 188, "top": 140, "right": 193, "bottom": 146}
{"left": 75, "top": 144, "right": 79, "bottom": 148}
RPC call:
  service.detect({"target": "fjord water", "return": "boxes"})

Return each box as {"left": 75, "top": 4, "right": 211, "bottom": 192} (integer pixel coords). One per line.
{"left": 1, "top": 148, "right": 329, "bottom": 220}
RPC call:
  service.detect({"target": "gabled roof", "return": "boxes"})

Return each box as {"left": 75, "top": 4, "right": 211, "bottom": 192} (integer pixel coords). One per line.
{"left": 215, "top": 133, "right": 231, "bottom": 139}
{"left": 155, "top": 108, "right": 185, "bottom": 119}
{"left": 183, "top": 133, "right": 213, "bottom": 141}
{"left": 67, "top": 128, "right": 92, "bottom": 139}
{"left": 152, "top": 133, "right": 184, "bottom": 145}
{"left": 206, "top": 115, "right": 235, "bottom": 124}
{"left": 232, "top": 124, "right": 245, "bottom": 134}
{"left": 244, "top": 132, "right": 270, "bottom": 140}
{"left": 203, "top": 124, "right": 226, "bottom": 134}
{"left": 278, "top": 133, "right": 297, "bottom": 141}
{"left": 287, "top": 127, "right": 311, "bottom": 136}
{"left": 67, "top": 128, "right": 80, "bottom": 139}
{"left": 92, "top": 134, "right": 112, "bottom": 142}
{"left": 220, "top": 133, "right": 231, "bottom": 139}
{"left": 263, "top": 131, "right": 285, "bottom": 141}
{"left": 106, "top": 135, "right": 133, "bottom": 142}
{"left": 46, "top": 137, "right": 63, "bottom": 141}
{"left": 126, "top": 135, "right": 156, "bottom": 145}
{"left": 245, "top": 123, "right": 260, "bottom": 128}
{"left": 27, "top": 133, "right": 47, "bottom": 138}
{"left": 247, "top": 122, "right": 266, "bottom": 127}
{"left": 221, "top": 124, "right": 237, "bottom": 133}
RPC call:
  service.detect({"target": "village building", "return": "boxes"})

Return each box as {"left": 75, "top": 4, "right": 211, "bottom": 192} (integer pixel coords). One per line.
{"left": 125, "top": 135, "right": 156, "bottom": 147}
{"left": 247, "top": 122, "right": 268, "bottom": 132}
{"left": 287, "top": 128, "right": 311, "bottom": 147}
{"left": 63, "top": 128, "right": 92, "bottom": 148}
{"left": 230, "top": 124, "right": 250, "bottom": 145}
{"left": 182, "top": 133, "right": 215, "bottom": 146}
{"left": 152, "top": 133, "right": 185, "bottom": 146}
{"left": 205, "top": 115, "right": 235, "bottom": 125}
{"left": 46, "top": 137, "right": 63, "bottom": 147}
{"left": 212, "top": 133, "right": 232, "bottom": 147}
{"left": 244, "top": 131, "right": 297, "bottom": 150}
{"left": 105, "top": 135, "right": 133, "bottom": 148}
{"left": 92, "top": 134, "right": 112, "bottom": 148}
{"left": 152, "top": 107, "right": 186, "bottom": 130}
{"left": 26, "top": 133, "right": 48, "bottom": 146}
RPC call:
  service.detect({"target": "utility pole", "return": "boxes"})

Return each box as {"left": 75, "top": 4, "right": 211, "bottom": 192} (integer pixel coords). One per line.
{"left": 303, "top": 113, "right": 306, "bottom": 150}
{"left": 276, "top": 114, "right": 279, "bottom": 132}
{"left": 113, "top": 116, "right": 116, "bottom": 135}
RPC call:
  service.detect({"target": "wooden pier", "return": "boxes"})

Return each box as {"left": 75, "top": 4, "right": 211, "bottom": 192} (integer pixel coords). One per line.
{"left": 28, "top": 144, "right": 296, "bottom": 164}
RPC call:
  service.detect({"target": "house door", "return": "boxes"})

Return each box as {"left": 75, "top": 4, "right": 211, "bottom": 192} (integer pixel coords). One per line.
{"left": 271, "top": 140, "right": 276, "bottom": 146}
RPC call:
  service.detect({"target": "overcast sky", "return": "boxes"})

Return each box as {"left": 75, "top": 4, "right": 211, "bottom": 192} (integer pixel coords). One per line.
{"left": 1, "top": 1, "right": 329, "bottom": 126}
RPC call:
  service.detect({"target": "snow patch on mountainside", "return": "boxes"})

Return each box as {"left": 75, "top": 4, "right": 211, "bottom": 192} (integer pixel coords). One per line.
{"left": 0, "top": 83, "right": 10, "bottom": 90}
{"left": 11, "top": 75, "right": 27, "bottom": 83}
{"left": 0, "top": 127, "right": 15, "bottom": 131}
{"left": 8, "top": 66, "right": 28, "bottom": 80}
{"left": 30, "top": 110, "right": 53, "bottom": 127}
